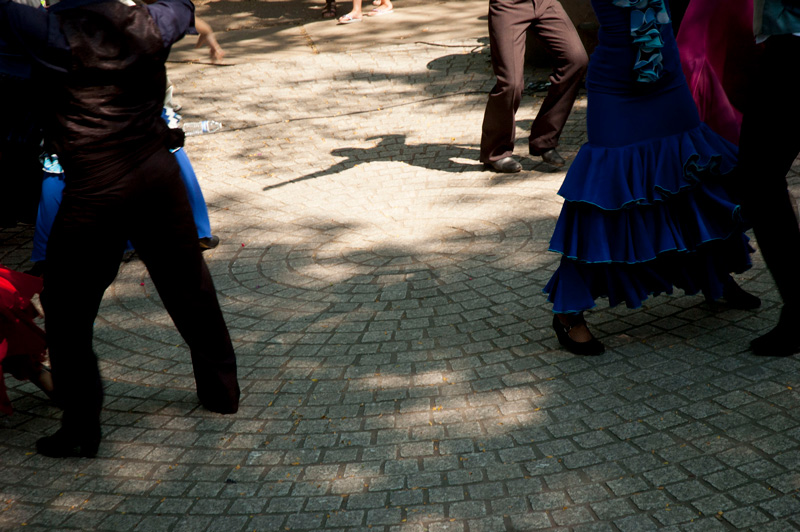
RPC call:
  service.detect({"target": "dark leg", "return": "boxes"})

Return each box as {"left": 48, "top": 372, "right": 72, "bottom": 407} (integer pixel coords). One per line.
{"left": 670, "top": 0, "right": 691, "bottom": 36}
{"left": 39, "top": 188, "right": 128, "bottom": 456}
{"left": 322, "top": 0, "right": 337, "bottom": 18}
{"left": 736, "top": 36, "right": 800, "bottom": 355}
{"left": 127, "top": 150, "right": 240, "bottom": 412}
{"left": 0, "top": 77, "right": 41, "bottom": 227}
{"left": 527, "top": 0, "right": 588, "bottom": 155}
{"left": 0, "top": 143, "right": 41, "bottom": 226}
{"left": 480, "top": 0, "right": 535, "bottom": 163}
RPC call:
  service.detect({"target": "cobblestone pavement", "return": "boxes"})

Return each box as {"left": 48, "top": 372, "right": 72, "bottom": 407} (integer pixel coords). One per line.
{"left": 2, "top": 27, "right": 800, "bottom": 532}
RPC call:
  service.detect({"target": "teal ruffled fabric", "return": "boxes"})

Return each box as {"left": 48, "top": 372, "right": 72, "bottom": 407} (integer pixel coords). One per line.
{"left": 612, "top": 0, "right": 671, "bottom": 82}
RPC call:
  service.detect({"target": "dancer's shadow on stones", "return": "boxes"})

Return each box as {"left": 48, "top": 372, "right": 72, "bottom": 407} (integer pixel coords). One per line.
{"left": 262, "top": 134, "right": 485, "bottom": 191}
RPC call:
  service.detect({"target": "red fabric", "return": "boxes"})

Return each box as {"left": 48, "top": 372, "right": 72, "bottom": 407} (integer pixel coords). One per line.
{"left": 0, "top": 340, "right": 9, "bottom": 415}
{"left": 676, "top": 0, "right": 759, "bottom": 145}
{"left": 0, "top": 266, "right": 47, "bottom": 414}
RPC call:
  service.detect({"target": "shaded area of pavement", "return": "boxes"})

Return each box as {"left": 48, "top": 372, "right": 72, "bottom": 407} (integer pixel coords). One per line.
{"left": 1, "top": 3, "right": 800, "bottom": 532}
{"left": 169, "top": 0, "right": 489, "bottom": 63}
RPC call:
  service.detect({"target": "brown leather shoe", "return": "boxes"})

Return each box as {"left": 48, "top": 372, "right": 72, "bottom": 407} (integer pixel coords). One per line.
{"left": 541, "top": 149, "right": 566, "bottom": 167}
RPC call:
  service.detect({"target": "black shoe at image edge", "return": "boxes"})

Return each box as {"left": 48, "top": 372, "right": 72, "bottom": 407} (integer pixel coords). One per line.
{"left": 36, "top": 428, "right": 101, "bottom": 458}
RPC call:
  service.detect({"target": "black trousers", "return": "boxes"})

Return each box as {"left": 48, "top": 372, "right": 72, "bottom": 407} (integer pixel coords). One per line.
{"left": 0, "top": 77, "right": 42, "bottom": 226}
{"left": 736, "top": 35, "right": 800, "bottom": 317}
{"left": 43, "top": 147, "right": 239, "bottom": 435}
{"left": 480, "top": 0, "right": 588, "bottom": 162}
{"left": 669, "top": 0, "right": 690, "bottom": 36}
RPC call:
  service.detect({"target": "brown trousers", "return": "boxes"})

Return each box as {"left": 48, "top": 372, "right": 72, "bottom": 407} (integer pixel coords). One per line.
{"left": 480, "top": 0, "right": 587, "bottom": 163}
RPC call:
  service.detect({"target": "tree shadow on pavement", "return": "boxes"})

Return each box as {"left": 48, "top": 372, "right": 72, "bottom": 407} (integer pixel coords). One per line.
{"left": 193, "top": 0, "right": 439, "bottom": 32}
{"left": 0, "top": 187, "right": 790, "bottom": 532}
{"left": 259, "top": 122, "right": 570, "bottom": 193}
{"left": 262, "top": 134, "right": 486, "bottom": 191}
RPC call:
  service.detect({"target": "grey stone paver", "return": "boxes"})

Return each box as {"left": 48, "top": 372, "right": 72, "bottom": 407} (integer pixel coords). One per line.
{"left": 2, "top": 6, "right": 800, "bottom": 532}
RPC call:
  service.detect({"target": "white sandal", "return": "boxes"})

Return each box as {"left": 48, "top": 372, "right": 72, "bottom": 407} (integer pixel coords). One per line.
{"left": 337, "top": 12, "right": 362, "bottom": 24}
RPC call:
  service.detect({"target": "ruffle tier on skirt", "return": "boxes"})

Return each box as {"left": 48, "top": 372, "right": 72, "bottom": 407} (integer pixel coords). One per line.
{"left": 544, "top": 123, "right": 752, "bottom": 314}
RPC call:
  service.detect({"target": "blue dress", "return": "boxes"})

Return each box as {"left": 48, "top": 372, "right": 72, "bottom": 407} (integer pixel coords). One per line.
{"left": 543, "top": 0, "right": 751, "bottom": 314}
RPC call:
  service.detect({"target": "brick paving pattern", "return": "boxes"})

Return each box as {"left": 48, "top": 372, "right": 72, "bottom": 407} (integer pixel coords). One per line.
{"left": 1, "top": 34, "right": 799, "bottom": 532}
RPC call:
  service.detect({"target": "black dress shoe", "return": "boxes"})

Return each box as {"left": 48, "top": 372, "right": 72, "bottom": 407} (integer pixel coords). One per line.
{"left": 202, "top": 401, "right": 239, "bottom": 414}
{"left": 751, "top": 307, "right": 800, "bottom": 357}
{"left": 199, "top": 235, "right": 220, "bottom": 251}
{"left": 720, "top": 277, "right": 761, "bottom": 310}
{"left": 751, "top": 324, "right": 800, "bottom": 357}
{"left": 36, "top": 428, "right": 101, "bottom": 458}
{"left": 552, "top": 314, "right": 605, "bottom": 356}
{"left": 198, "top": 387, "right": 239, "bottom": 414}
{"left": 199, "top": 396, "right": 239, "bottom": 415}
{"left": 540, "top": 149, "right": 566, "bottom": 167}
{"left": 484, "top": 157, "right": 522, "bottom": 173}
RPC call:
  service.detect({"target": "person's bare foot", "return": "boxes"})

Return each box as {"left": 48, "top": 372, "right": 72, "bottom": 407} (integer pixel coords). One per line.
{"left": 368, "top": 0, "right": 392, "bottom": 15}
{"left": 337, "top": 11, "right": 362, "bottom": 23}
{"left": 194, "top": 17, "right": 225, "bottom": 62}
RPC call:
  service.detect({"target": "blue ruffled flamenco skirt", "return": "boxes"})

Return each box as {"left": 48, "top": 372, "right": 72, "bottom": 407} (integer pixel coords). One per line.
{"left": 543, "top": 122, "right": 752, "bottom": 314}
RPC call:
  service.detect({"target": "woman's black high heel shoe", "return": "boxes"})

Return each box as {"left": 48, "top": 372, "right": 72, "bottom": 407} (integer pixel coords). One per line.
{"left": 552, "top": 314, "right": 605, "bottom": 356}
{"left": 36, "top": 428, "right": 101, "bottom": 458}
